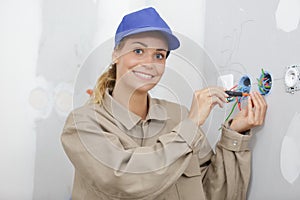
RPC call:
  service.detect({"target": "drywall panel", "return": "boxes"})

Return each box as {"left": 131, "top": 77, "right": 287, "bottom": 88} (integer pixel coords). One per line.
{"left": 204, "top": 0, "right": 300, "bottom": 199}
{"left": 31, "top": 0, "right": 99, "bottom": 199}
{"left": 0, "top": 0, "right": 40, "bottom": 199}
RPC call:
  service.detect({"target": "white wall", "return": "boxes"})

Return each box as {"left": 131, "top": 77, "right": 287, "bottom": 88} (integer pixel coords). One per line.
{"left": 0, "top": 0, "right": 40, "bottom": 199}
{"left": 204, "top": 0, "right": 300, "bottom": 199}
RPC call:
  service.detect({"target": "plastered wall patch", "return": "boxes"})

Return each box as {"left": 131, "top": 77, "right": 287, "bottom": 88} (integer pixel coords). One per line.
{"left": 217, "top": 74, "right": 234, "bottom": 89}
{"left": 28, "top": 76, "right": 53, "bottom": 119}
{"left": 280, "top": 112, "right": 300, "bottom": 184}
{"left": 276, "top": 0, "right": 300, "bottom": 32}
{"left": 54, "top": 82, "right": 73, "bottom": 117}
{"left": 29, "top": 76, "right": 74, "bottom": 119}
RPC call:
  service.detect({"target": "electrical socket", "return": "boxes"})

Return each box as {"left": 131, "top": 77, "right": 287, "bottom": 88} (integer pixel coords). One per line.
{"left": 285, "top": 65, "right": 300, "bottom": 94}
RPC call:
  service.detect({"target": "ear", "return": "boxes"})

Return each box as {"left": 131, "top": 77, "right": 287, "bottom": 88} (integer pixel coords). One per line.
{"left": 112, "top": 50, "right": 119, "bottom": 64}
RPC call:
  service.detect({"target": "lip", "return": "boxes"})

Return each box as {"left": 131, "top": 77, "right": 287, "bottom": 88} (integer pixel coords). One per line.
{"left": 132, "top": 70, "right": 155, "bottom": 80}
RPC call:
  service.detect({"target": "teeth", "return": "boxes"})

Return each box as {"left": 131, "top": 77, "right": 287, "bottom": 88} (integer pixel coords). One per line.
{"left": 134, "top": 71, "right": 153, "bottom": 79}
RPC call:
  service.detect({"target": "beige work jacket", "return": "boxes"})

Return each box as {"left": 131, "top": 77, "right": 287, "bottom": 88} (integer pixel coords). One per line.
{"left": 61, "top": 91, "right": 252, "bottom": 200}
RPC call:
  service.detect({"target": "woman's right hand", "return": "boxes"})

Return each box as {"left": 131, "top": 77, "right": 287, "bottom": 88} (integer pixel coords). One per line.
{"left": 188, "top": 87, "right": 228, "bottom": 126}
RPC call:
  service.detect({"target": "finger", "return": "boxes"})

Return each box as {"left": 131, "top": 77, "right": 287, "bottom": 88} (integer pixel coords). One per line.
{"left": 241, "top": 101, "right": 249, "bottom": 117}
{"left": 249, "top": 92, "right": 262, "bottom": 123}
{"left": 206, "top": 87, "right": 228, "bottom": 102}
{"left": 211, "top": 96, "right": 225, "bottom": 108}
{"left": 206, "top": 87, "right": 228, "bottom": 97}
{"left": 254, "top": 92, "right": 267, "bottom": 123}
{"left": 247, "top": 94, "right": 255, "bottom": 124}
{"left": 253, "top": 92, "right": 264, "bottom": 107}
{"left": 260, "top": 95, "right": 267, "bottom": 120}
{"left": 252, "top": 92, "right": 267, "bottom": 125}
{"left": 255, "top": 91, "right": 267, "bottom": 110}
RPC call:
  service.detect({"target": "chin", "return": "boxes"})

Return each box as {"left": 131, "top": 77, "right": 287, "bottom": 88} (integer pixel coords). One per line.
{"left": 134, "top": 83, "right": 157, "bottom": 93}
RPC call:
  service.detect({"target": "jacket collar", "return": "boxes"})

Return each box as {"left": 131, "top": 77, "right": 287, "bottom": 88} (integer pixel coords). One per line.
{"left": 102, "top": 89, "right": 169, "bottom": 130}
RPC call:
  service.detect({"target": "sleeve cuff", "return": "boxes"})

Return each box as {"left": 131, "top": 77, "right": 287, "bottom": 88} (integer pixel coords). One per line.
{"left": 219, "top": 122, "right": 253, "bottom": 152}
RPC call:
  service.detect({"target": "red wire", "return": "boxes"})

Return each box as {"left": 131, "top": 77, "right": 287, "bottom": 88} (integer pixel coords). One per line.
{"left": 229, "top": 84, "right": 238, "bottom": 91}
{"left": 236, "top": 97, "right": 241, "bottom": 111}
{"left": 238, "top": 102, "right": 241, "bottom": 111}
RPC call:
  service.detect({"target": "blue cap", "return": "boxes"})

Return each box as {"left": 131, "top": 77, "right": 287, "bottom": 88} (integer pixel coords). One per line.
{"left": 114, "top": 7, "right": 180, "bottom": 50}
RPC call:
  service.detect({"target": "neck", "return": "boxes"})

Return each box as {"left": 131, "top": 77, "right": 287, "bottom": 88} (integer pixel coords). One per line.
{"left": 112, "top": 85, "right": 148, "bottom": 120}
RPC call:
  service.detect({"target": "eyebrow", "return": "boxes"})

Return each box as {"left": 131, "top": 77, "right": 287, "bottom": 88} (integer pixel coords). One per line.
{"left": 130, "top": 42, "right": 168, "bottom": 52}
{"left": 131, "top": 42, "right": 148, "bottom": 47}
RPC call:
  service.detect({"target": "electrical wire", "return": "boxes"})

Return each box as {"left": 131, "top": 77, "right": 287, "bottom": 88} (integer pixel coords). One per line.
{"left": 226, "top": 84, "right": 238, "bottom": 102}
{"left": 257, "top": 68, "right": 272, "bottom": 95}
{"left": 224, "top": 82, "right": 246, "bottom": 123}
{"left": 222, "top": 76, "right": 250, "bottom": 127}
{"left": 225, "top": 101, "right": 238, "bottom": 122}
{"left": 220, "top": 69, "right": 272, "bottom": 131}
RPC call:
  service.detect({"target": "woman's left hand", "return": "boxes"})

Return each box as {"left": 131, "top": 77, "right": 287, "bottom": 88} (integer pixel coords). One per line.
{"left": 229, "top": 91, "right": 267, "bottom": 133}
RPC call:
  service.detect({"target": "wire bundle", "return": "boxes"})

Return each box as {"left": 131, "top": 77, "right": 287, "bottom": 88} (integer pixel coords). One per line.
{"left": 224, "top": 76, "right": 251, "bottom": 122}
{"left": 222, "top": 70, "right": 272, "bottom": 127}
{"left": 225, "top": 85, "right": 243, "bottom": 122}
{"left": 257, "top": 68, "right": 272, "bottom": 95}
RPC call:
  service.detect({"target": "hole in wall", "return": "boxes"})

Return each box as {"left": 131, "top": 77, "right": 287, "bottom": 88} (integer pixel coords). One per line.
{"left": 257, "top": 69, "right": 272, "bottom": 95}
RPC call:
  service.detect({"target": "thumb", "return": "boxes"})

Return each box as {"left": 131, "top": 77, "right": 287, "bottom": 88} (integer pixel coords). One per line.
{"left": 247, "top": 95, "right": 254, "bottom": 121}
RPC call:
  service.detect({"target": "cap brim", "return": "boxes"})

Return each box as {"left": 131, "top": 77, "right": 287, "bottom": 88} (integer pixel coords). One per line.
{"left": 116, "top": 27, "right": 180, "bottom": 50}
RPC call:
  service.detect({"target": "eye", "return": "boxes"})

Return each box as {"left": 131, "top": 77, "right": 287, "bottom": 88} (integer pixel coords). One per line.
{"left": 155, "top": 53, "right": 165, "bottom": 60}
{"left": 133, "top": 48, "right": 144, "bottom": 55}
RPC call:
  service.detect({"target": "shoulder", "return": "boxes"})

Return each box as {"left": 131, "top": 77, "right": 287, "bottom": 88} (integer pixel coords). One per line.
{"left": 65, "top": 103, "right": 104, "bottom": 125}
{"left": 151, "top": 98, "right": 187, "bottom": 109}
{"left": 151, "top": 98, "right": 189, "bottom": 119}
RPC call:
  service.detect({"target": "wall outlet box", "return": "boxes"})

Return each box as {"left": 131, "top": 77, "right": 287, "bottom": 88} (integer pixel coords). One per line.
{"left": 285, "top": 65, "right": 300, "bottom": 94}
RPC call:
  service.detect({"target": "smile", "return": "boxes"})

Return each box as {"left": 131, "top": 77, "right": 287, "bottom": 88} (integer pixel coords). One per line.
{"left": 133, "top": 71, "right": 154, "bottom": 80}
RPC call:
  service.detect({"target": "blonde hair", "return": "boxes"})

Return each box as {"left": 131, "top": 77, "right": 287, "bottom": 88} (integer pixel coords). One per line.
{"left": 91, "top": 40, "right": 127, "bottom": 105}
{"left": 92, "top": 63, "right": 116, "bottom": 104}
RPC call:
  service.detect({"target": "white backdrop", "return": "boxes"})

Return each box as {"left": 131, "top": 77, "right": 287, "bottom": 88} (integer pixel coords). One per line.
{"left": 0, "top": 0, "right": 40, "bottom": 199}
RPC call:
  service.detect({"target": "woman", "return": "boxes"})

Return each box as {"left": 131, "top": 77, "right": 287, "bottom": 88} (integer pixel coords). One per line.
{"left": 61, "top": 7, "right": 267, "bottom": 200}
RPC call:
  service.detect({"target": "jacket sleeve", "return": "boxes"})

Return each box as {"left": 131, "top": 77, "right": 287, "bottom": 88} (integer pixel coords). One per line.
{"left": 61, "top": 106, "right": 204, "bottom": 199}
{"left": 201, "top": 121, "right": 252, "bottom": 200}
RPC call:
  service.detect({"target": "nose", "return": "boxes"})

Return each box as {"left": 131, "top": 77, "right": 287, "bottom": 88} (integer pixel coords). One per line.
{"left": 143, "top": 51, "right": 156, "bottom": 64}
{"left": 142, "top": 63, "right": 155, "bottom": 70}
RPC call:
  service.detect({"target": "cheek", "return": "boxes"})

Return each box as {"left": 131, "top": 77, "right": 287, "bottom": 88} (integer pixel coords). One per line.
{"left": 126, "top": 59, "right": 140, "bottom": 69}
{"left": 116, "top": 59, "right": 135, "bottom": 78}
{"left": 156, "top": 65, "right": 166, "bottom": 76}
{"left": 118, "top": 57, "right": 140, "bottom": 72}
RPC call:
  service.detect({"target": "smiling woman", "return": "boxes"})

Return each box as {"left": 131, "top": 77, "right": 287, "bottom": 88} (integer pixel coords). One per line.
{"left": 61, "top": 7, "right": 267, "bottom": 200}
{"left": 111, "top": 32, "right": 168, "bottom": 111}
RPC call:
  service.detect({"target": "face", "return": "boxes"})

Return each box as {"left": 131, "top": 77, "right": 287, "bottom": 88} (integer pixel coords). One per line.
{"left": 113, "top": 31, "right": 168, "bottom": 93}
